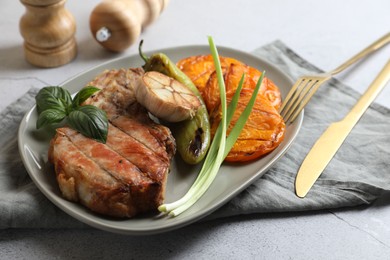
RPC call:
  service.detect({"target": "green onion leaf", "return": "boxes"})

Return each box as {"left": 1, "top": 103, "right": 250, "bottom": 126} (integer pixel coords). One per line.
{"left": 224, "top": 71, "right": 265, "bottom": 158}
{"left": 158, "top": 36, "right": 265, "bottom": 217}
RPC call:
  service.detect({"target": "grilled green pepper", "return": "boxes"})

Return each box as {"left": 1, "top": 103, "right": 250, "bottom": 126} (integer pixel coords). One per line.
{"left": 139, "top": 41, "right": 211, "bottom": 164}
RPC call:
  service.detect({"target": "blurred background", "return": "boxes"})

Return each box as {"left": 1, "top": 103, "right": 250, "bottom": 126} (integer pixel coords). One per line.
{"left": 1, "top": 0, "right": 389, "bottom": 110}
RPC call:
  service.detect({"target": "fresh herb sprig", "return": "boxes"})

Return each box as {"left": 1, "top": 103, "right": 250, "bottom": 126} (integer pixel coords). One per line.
{"left": 35, "top": 86, "right": 108, "bottom": 143}
{"left": 158, "top": 36, "right": 265, "bottom": 217}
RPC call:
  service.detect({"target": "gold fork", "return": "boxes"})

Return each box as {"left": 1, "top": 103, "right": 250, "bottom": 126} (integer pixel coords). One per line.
{"left": 279, "top": 32, "right": 390, "bottom": 124}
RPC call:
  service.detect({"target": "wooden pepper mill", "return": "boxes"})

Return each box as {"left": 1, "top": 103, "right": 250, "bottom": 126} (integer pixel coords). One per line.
{"left": 90, "top": 0, "right": 169, "bottom": 52}
{"left": 19, "top": 0, "right": 77, "bottom": 68}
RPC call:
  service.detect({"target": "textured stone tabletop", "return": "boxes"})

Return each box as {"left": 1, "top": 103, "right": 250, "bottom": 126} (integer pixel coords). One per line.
{"left": 1, "top": 0, "right": 390, "bottom": 259}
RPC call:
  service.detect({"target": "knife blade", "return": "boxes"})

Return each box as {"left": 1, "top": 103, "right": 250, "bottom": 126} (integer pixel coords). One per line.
{"left": 295, "top": 58, "right": 390, "bottom": 198}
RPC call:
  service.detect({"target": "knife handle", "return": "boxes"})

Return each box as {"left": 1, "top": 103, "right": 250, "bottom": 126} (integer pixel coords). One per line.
{"left": 344, "top": 58, "right": 390, "bottom": 125}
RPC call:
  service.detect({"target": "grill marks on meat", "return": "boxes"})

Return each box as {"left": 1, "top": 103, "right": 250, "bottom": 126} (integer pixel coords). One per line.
{"left": 110, "top": 114, "right": 176, "bottom": 164}
{"left": 106, "top": 124, "right": 170, "bottom": 182}
{"left": 49, "top": 68, "right": 176, "bottom": 218}
{"left": 85, "top": 67, "right": 176, "bottom": 168}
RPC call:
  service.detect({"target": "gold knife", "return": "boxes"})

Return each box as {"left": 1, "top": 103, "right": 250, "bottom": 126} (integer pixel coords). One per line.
{"left": 295, "top": 58, "right": 390, "bottom": 198}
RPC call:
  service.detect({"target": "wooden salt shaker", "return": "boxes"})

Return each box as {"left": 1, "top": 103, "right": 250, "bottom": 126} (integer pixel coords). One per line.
{"left": 90, "top": 0, "right": 169, "bottom": 52}
{"left": 19, "top": 0, "right": 77, "bottom": 68}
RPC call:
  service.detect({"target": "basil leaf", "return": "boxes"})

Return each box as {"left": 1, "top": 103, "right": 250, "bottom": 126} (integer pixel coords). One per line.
{"left": 36, "top": 108, "right": 67, "bottom": 129}
{"left": 67, "top": 105, "right": 108, "bottom": 143}
{"left": 72, "top": 86, "right": 100, "bottom": 108}
{"left": 35, "top": 86, "right": 72, "bottom": 115}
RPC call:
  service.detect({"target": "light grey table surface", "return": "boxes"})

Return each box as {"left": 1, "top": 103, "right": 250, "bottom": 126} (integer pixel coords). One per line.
{"left": 1, "top": 0, "right": 390, "bottom": 259}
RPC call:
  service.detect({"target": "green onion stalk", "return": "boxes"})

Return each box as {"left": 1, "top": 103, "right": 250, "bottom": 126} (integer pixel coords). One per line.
{"left": 158, "top": 36, "right": 265, "bottom": 217}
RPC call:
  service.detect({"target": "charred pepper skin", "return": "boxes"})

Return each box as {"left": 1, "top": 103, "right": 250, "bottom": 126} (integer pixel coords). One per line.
{"left": 139, "top": 41, "right": 211, "bottom": 164}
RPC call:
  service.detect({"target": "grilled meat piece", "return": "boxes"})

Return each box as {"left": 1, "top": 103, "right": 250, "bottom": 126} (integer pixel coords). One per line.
{"left": 83, "top": 68, "right": 143, "bottom": 117}
{"left": 48, "top": 68, "right": 176, "bottom": 218}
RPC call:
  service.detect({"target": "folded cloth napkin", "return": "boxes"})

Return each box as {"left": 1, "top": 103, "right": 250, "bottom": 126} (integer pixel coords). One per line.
{"left": 1, "top": 41, "right": 389, "bottom": 228}
{"left": 210, "top": 41, "right": 390, "bottom": 219}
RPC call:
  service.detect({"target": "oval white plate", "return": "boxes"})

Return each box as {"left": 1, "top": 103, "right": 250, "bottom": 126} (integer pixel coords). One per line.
{"left": 18, "top": 45, "right": 303, "bottom": 235}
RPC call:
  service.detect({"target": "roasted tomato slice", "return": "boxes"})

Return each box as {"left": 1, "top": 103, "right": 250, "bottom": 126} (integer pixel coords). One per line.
{"left": 209, "top": 89, "right": 285, "bottom": 162}
{"left": 177, "top": 55, "right": 285, "bottom": 162}
{"left": 177, "top": 55, "right": 282, "bottom": 110}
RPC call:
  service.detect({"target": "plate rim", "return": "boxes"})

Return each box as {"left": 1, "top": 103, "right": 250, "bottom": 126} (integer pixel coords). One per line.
{"left": 18, "top": 44, "right": 303, "bottom": 235}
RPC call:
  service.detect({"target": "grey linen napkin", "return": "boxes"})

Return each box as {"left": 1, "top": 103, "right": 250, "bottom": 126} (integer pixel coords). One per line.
{"left": 1, "top": 41, "right": 389, "bottom": 229}
{"left": 211, "top": 41, "right": 390, "bottom": 218}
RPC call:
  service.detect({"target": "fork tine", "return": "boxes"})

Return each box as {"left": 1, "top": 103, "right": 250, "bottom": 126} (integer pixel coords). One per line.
{"left": 279, "top": 77, "right": 305, "bottom": 116}
{"left": 284, "top": 78, "right": 329, "bottom": 124}
{"left": 283, "top": 79, "right": 319, "bottom": 123}
{"left": 280, "top": 78, "right": 314, "bottom": 119}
